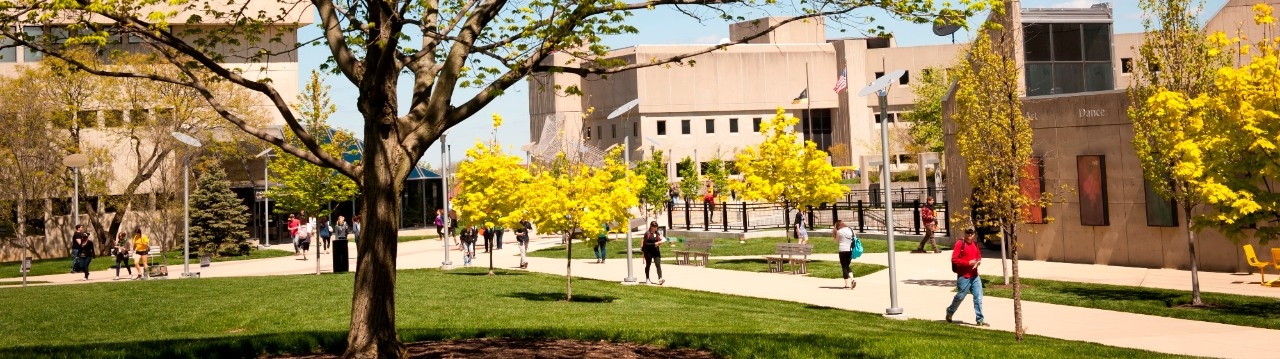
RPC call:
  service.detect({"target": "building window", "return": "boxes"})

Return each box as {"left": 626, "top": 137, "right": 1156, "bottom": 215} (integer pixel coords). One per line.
{"left": 103, "top": 110, "right": 124, "bottom": 127}
{"left": 752, "top": 118, "right": 762, "bottom": 132}
{"left": 586, "top": 127, "right": 592, "bottom": 139}
{"left": 22, "top": 26, "right": 41, "bottom": 61}
{"left": 874, "top": 112, "right": 898, "bottom": 124}
{"left": 730, "top": 118, "right": 739, "bottom": 133}
{"left": 597, "top": 126, "right": 602, "bottom": 140}
{"left": 681, "top": 119, "right": 691, "bottom": 135}
{"left": 1121, "top": 58, "right": 1133, "bottom": 73}
{"left": 705, "top": 119, "right": 715, "bottom": 134}
{"left": 874, "top": 71, "right": 884, "bottom": 79}
{"left": 611, "top": 124, "right": 616, "bottom": 139}
{"left": 129, "top": 108, "right": 149, "bottom": 125}
{"left": 77, "top": 110, "right": 97, "bottom": 128}
{"left": 900, "top": 70, "right": 910, "bottom": 85}
{"left": 1023, "top": 22, "right": 1114, "bottom": 96}
{"left": 633, "top": 122, "right": 638, "bottom": 137}
{"left": 0, "top": 38, "right": 14, "bottom": 63}
{"left": 657, "top": 120, "right": 667, "bottom": 135}
{"left": 155, "top": 108, "right": 174, "bottom": 122}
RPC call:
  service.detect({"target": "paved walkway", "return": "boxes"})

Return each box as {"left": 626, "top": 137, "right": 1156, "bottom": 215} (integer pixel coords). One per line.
{"left": 12, "top": 231, "right": 1279, "bottom": 358}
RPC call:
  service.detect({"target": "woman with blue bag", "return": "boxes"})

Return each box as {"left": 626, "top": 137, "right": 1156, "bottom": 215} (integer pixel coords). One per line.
{"left": 833, "top": 220, "right": 862, "bottom": 289}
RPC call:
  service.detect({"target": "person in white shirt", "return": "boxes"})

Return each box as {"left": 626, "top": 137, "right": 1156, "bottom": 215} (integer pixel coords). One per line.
{"left": 834, "top": 220, "right": 857, "bottom": 289}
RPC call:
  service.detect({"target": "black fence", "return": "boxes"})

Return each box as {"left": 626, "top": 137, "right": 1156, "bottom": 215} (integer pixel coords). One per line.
{"left": 667, "top": 187, "right": 949, "bottom": 236}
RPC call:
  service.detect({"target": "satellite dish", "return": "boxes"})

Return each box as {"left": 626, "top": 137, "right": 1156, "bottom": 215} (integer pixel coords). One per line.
{"left": 171, "top": 132, "right": 204, "bottom": 148}
{"left": 62, "top": 153, "right": 89, "bottom": 168}
{"left": 933, "top": 23, "right": 962, "bottom": 37}
{"left": 857, "top": 69, "right": 907, "bottom": 97}
{"left": 607, "top": 99, "right": 641, "bottom": 119}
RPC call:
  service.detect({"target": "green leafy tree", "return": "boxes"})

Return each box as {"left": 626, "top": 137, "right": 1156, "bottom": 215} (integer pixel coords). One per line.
{"left": 730, "top": 108, "right": 848, "bottom": 241}
{"left": 633, "top": 150, "right": 669, "bottom": 222}
{"left": 704, "top": 156, "right": 730, "bottom": 201}
{"left": 677, "top": 157, "right": 700, "bottom": 202}
{"left": 266, "top": 71, "right": 359, "bottom": 219}
{"left": 952, "top": 13, "right": 1052, "bottom": 340}
{"left": 904, "top": 65, "right": 951, "bottom": 154}
{"left": 1127, "top": 0, "right": 1228, "bottom": 307}
{"left": 189, "top": 164, "right": 252, "bottom": 257}
{"left": 0, "top": 0, "right": 997, "bottom": 355}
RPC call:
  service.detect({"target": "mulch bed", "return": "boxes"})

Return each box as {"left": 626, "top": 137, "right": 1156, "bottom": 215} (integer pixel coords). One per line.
{"left": 275, "top": 338, "right": 721, "bottom": 359}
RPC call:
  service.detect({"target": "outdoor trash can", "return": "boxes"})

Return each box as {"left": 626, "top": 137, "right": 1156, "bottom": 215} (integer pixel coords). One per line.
{"left": 333, "top": 239, "right": 349, "bottom": 273}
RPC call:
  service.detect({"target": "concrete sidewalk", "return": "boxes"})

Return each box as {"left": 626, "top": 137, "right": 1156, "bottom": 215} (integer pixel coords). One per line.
{"left": 12, "top": 233, "right": 1276, "bottom": 358}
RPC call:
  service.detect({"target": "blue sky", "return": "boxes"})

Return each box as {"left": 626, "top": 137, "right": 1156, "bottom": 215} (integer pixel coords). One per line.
{"left": 295, "top": 0, "right": 1227, "bottom": 168}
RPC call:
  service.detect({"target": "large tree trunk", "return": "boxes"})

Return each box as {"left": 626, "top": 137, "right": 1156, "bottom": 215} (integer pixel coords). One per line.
{"left": 1185, "top": 206, "right": 1203, "bottom": 306}
{"left": 343, "top": 119, "right": 409, "bottom": 358}
{"left": 1009, "top": 224, "right": 1025, "bottom": 341}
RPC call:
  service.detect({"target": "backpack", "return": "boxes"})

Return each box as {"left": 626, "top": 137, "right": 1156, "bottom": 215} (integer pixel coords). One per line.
{"left": 319, "top": 223, "right": 331, "bottom": 238}
{"left": 850, "top": 235, "right": 863, "bottom": 259}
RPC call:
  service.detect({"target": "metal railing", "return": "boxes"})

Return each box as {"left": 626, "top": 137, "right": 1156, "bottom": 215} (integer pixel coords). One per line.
{"left": 667, "top": 187, "right": 949, "bottom": 236}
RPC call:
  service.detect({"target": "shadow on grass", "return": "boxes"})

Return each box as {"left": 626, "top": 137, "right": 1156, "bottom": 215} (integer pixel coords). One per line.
{"left": 0, "top": 331, "right": 348, "bottom": 359}
{"left": 502, "top": 291, "right": 617, "bottom": 303}
{"left": 902, "top": 279, "right": 956, "bottom": 287}
{"left": 445, "top": 270, "right": 529, "bottom": 277}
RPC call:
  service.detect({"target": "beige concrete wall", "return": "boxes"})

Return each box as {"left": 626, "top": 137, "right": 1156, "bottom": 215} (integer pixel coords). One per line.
{"left": 729, "top": 17, "right": 826, "bottom": 44}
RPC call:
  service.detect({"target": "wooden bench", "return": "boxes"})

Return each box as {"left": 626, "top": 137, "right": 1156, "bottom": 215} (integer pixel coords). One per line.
{"left": 766, "top": 243, "right": 813, "bottom": 274}
{"left": 673, "top": 238, "right": 713, "bottom": 266}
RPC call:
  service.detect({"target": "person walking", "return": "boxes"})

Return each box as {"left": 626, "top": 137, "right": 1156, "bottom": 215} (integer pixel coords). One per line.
{"left": 352, "top": 215, "right": 362, "bottom": 244}
{"left": 481, "top": 226, "right": 494, "bottom": 253}
{"left": 515, "top": 219, "right": 532, "bottom": 269}
{"left": 914, "top": 196, "right": 941, "bottom": 253}
{"left": 318, "top": 219, "right": 332, "bottom": 254}
{"left": 494, "top": 225, "right": 504, "bottom": 250}
{"left": 76, "top": 234, "right": 96, "bottom": 281}
{"left": 834, "top": 220, "right": 857, "bottom": 289}
{"left": 641, "top": 221, "right": 666, "bottom": 285}
{"left": 703, "top": 184, "right": 716, "bottom": 224}
{"left": 287, "top": 213, "right": 300, "bottom": 255}
{"left": 593, "top": 223, "right": 609, "bottom": 264}
{"left": 112, "top": 232, "right": 132, "bottom": 280}
{"left": 296, "top": 218, "right": 312, "bottom": 261}
{"left": 70, "top": 225, "right": 88, "bottom": 273}
{"left": 334, "top": 216, "right": 350, "bottom": 243}
{"left": 946, "top": 228, "right": 987, "bottom": 326}
{"left": 131, "top": 228, "right": 150, "bottom": 280}
{"left": 460, "top": 225, "right": 478, "bottom": 266}
{"left": 793, "top": 209, "right": 809, "bottom": 244}
{"left": 434, "top": 209, "right": 445, "bottom": 239}
{"left": 448, "top": 210, "right": 459, "bottom": 247}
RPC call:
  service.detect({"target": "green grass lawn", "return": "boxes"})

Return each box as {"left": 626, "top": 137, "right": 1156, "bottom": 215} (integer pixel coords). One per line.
{"left": 0, "top": 248, "right": 294, "bottom": 279}
{"left": 530, "top": 236, "right": 923, "bottom": 259}
{"left": 663, "top": 258, "right": 888, "bottom": 279}
{"left": 0, "top": 269, "right": 1182, "bottom": 359}
{"left": 982, "top": 276, "right": 1280, "bottom": 330}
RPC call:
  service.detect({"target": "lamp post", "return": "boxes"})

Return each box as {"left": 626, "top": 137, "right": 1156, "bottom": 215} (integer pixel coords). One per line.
{"left": 171, "top": 132, "right": 203, "bottom": 279}
{"left": 858, "top": 69, "right": 907, "bottom": 319}
{"left": 255, "top": 148, "right": 273, "bottom": 247}
{"left": 608, "top": 98, "right": 641, "bottom": 285}
{"left": 440, "top": 133, "right": 454, "bottom": 270}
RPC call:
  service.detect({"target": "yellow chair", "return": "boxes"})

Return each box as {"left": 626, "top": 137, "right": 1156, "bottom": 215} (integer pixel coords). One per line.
{"left": 1243, "top": 245, "right": 1270, "bottom": 286}
{"left": 1271, "top": 248, "right": 1280, "bottom": 286}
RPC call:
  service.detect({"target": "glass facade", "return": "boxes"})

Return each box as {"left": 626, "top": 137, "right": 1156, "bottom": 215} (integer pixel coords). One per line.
{"left": 1023, "top": 23, "right": 1113, "bottom": 96}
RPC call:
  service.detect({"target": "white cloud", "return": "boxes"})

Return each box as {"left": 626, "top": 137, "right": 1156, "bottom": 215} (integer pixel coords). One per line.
{"left": 691, "top": 34, "right": 727, "bottom": 44}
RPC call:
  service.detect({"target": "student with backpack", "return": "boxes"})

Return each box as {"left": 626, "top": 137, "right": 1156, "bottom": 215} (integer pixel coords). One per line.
{"left": 515, "top": 219, "right": 532, "bottom": 269}
{"left": 593, "top": 223, "right": 609, "bottom": 264}
{"left": 833, "top": 220, "right": 861, "bottom": 289}
{"left": 946, "top": 228, "right": 987, "bottom": 326}
{"left": 318, "top": 220, "right": 332, "bottom": 255}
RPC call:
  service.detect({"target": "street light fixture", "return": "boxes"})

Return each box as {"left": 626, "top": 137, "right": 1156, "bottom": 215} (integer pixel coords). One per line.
{"left": 171, "top": 131, "right": 203, "bottom": 279}
{"left": 858, "top": 69, "right": 907, "bottom": 319}
{"left": 255, "top": 148, "right": 273, "bottom": 248}
{"left": 608, "top": 98, "right": 641, "bottom": 285}
{"left": 61, "top": 153, "right": 89, "bottom": 231}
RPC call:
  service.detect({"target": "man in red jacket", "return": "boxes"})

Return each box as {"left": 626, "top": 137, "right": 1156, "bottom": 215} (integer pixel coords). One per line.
{"left": 946, "top": 228, "right": 987, "bottom": 326}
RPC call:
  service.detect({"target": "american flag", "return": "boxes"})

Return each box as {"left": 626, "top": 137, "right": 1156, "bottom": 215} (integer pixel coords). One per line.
{"left": 833, "top": 68, "right": 848, "bottom": 93}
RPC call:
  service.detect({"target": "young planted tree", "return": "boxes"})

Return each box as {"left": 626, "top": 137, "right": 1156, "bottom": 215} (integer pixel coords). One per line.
{"left": 0, "top": 0, "right": 995, "bottom": 355}
{"left": 266, "top": 71, "right": 359, "bottom": 219}
{"left": 453, "top": 115, "right": 532, "bottom": 275}
{"left": 677, "top": 156, "right": 700, "bottom": 202}
{"left": 189, "top": 164, "right": 252, "bottom": 257}
{"left": 1127, "top": 0, "right": 1228, "bottom": 307}
{"left": 904, "top": 65, "right": 952, "bottom": 155}
{"left": 522, "top": 148, "right": 641, "bottom": 300}
{"left": 952, "top": 17, "right": 1043, "bottom": 339}
{"left": 704, "top": 156, "right": 730, "bottom": 201}
{"left": 632, "top": 150, "right": 670, "bottom": 223}
{"left": 731, "top": 108, "right": 847, "bottom": 241}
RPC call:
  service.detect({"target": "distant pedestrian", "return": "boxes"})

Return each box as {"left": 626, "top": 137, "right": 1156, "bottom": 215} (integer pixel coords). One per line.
{"left": 70, "top": 225, "right": 88, "bottom": 273}
{"left": 448, "top": 210, "right": 459, "bottom": 247}
{"left": 516, "top": 219, "right": 532, "bottom": 269}
{"left": 593, "top": 223, "right": 609, "bottom": 264}
{"left": 334, "top": 216, "right": 350, "bottom": 242}
{"left": 460, "top": 226, "right": 478, "bottom": 266}
{"left": 494, "top": 225, "right": 504, "bottom": 250}
{"left": 434, "top": 209, "right": 445, "bottom": 238}
{"left": 76, "top": 234, "right": 96, "bottom": 281}
{"left": 946, "top": 228, "right": 987, "bottom": 326}
{"left": 641, "top": 221, "right": 666, "bottom": 285}
{"left": 318, "top": 219, "right": 332, "bottom": 255}
{"left": 703, "top": 184, "right": 716, "bottom": 224}
{"left": 287, "top": 213, "right": 300, "bottom": 255}
{"left": 668, "top": 184, "right": 680, "bottom": 208}
{"left": 131, "top": 228, "right": 150, "bottom": 280}
{"left": 914, "top": 196, "right": 941, "bottom": 253}
{"left": 793, "top": 209, "right": 809, "bottom": 244}
{"left": 112, "top": 232, "right": 132, "bottom": 280}
{"left": 297, "top": 218, "right": 312, "bottom": 261}
{"left": 482, "top": 226, "right": 495, "bottom": 253}
{"left": 352, "top": 215, "right": 362, "bottom": 244}
{"left": 834, "top": 220, "right": 857, "bottom": 289}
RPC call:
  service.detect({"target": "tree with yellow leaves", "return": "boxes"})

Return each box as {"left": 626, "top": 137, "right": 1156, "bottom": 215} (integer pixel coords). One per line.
{"left": 453, "top": 114, "right": 533, "bottom": 275}
{"left": 1127, "top": 0, "right": 1230, "bottom": 307}
{"left": 521, "top": 147, "right": 643, "bottom": 301}
{"left": 730, "top": 108, "right": 847, "bottom": 241}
